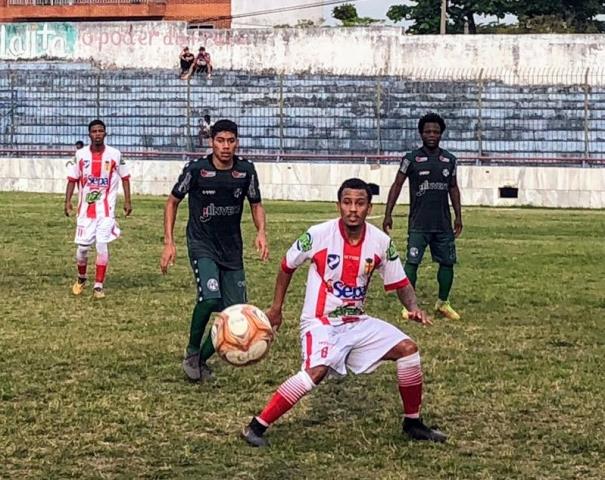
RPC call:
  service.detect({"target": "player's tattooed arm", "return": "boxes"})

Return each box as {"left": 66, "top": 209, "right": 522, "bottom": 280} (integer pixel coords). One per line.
{"left": 397, "top": 284, "right": 432, "bottom": 326}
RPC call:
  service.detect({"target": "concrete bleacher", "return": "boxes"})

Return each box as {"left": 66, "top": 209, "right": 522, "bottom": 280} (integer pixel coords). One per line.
{"left": 0, "top": 62, "right": 603, "bottom": 158}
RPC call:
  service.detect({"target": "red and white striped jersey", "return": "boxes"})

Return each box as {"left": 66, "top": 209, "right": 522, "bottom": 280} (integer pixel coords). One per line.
{"left": 281, "top": 219, "right": 409, "bottom": 329}
{"left": 66, "top": 145, "right": 130, "bottom": 220}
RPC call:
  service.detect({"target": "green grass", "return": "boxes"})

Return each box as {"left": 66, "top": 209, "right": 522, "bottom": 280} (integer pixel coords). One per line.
{"left": 1, "top": 192, "right": 604, "bottom": 479}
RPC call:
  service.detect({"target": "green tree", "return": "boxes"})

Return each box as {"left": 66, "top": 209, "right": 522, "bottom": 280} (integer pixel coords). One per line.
{"left": 512, "top": 0, "right": 605, "bottom": 33}
{"left": 333, "top": 3, "right": 379, "bottom": 26}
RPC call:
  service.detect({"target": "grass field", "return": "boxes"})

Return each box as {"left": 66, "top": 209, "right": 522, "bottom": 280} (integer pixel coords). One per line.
{"left": 1, "top": 191, "right": 604, "bottom": 480}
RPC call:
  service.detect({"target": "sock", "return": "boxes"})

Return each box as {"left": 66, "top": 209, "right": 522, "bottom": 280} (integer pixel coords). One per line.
{"left": 397, "top": 352, "right": 423, "bottom": 419}
{"left": 94, "top": 242, "right": 109, "bottom": 288}
{"left": 257, "top": 371, "right": 316, "bottom": 426}
{"left": 200, "top": 333, "right": 216, "bottom": 361}
{"left": 75, "top": 245, "right": 90, "bottom": 280}
{"left": 404, "top": 262, "right": 418, "bottom": 288}
{"left": 188, "top": 299, "right": 220, "bottom": 355}
{"left": 437, "top": 264, "right": 454, "bottom": 301}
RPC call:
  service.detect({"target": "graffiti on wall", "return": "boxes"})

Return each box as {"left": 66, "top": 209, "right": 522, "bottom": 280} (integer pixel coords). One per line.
{"left": 0, "top": 23, "right": 76, "bottom": 59}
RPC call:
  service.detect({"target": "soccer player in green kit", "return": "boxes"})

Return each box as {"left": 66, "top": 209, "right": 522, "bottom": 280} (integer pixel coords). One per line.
{"left": 383, "top": 113, "right": 463, "bottom": 320}
{"left": 160, "top": 119, "right": 269, "bottom": 381}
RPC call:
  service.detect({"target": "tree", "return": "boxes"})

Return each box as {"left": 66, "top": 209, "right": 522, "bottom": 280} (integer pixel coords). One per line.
{"left": 333, "top": 3, "right": 379, "bottom": 26}
{"left": 386, "top": 0, "right": 605, "bottom": 34}
{"left": 387, "top": 0, "right": 509, "bottom": 34}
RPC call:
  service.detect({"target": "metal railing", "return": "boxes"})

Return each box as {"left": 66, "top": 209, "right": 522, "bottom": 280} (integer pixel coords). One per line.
{"left": 1, "top": 65, "right": 604, "bottom": 166}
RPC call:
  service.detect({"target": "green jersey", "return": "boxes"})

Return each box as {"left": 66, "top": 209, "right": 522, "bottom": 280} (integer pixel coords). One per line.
{"left": 399, "top": 147, "right": 457, "bottom": 233}
{"left": 171, "top": 154, "right": 262, "bottom": 269}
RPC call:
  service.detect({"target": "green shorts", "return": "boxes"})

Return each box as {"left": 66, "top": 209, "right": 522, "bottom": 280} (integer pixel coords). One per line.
{"left": 190, "top": 257, "right": 247, "bottom": 308}
{"left": 406, "top": 231, "right": 457, "bottom": 266}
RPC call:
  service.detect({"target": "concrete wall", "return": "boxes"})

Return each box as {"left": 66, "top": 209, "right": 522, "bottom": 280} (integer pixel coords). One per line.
{"left": 1, "top": 22, "right": 605, "bottom": 80}
{"left": 2, "top": 157, "right": 604, "bottom": 208}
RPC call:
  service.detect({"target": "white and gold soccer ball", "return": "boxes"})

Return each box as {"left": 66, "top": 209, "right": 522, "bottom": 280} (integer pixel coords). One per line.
{"left": 211, "top": 304, "right": 274, "bottom": 367}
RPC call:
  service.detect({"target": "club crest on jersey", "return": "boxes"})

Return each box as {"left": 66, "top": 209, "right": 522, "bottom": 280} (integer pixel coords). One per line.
{"left": 296, "top": 232, "right": 313, "bottom": 252}
{"left": 103, "top": 161, "right": 111, "bottom": 172}
{"left": 233, "top": 188, "right": 243, "bottom": 198}
{"left": 200, "top": 169, "right": 216, "bottom": 177}
{"left": 327, "top": 254, "right": 340, "bottom": 270}
{"left": 387, "top": 240, "right": 399, "bottom": 261}
{"left": 415, "top": 156, "right": 428, "bottom": 163}
{"left": 232, "top": 170, "right": 247, "bottom": 178}
{"left": 442, "top": 168, "right": 450, "bottom": 178}
{"left": 364, "top": 258, "right": 375, "bottom": 275}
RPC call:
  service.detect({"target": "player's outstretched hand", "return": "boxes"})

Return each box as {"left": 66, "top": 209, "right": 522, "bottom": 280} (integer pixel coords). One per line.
{"left": 64, "top": 202, "right": 73, "bottom": 217}
{"left": 382, "top": 214, "right": 393, "bottom": 234}
{"left": 123, "top": 202, "right": 133, "bottom": 217}
{"left": 160, "top": 243, "right": 176, "bottom": 274}
{"left": 255, "top": 231, "right": 269, "bottom": 261}
{"left": 408, "top": 309, "right": 433, "bottom": 326}
{"left": 265, "top": 306, "right": 283, "bottom": 332}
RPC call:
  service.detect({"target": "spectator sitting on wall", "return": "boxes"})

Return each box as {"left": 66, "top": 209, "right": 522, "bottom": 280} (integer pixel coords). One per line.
{"left": 179, "top": 47, "right": 195, "bottom": 80}
{"left": 198, "top": 115, "right": 214, "bottom": 147}
{"left": 194, "top": 47, "right": 213, "bottom": 79}
{"left": 75, "top": 140, "right": 84, "bottom": 151}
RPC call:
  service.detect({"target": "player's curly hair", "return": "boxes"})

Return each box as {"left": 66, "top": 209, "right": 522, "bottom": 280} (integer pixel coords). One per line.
{"left": 338, "top": 178, "right": 373, "bottom": 203}
{"left": 418, "top": 112, "right": 446, "bottom": 133}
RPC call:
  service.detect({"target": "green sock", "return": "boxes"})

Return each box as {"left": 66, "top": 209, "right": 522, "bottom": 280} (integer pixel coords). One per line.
{"left": 187, "top": 299, "right": 220, "bottom": 354}
{"left": 404, "top": 262, "right": 418, "bottom": 288}
{"left": 200, "top": 334, "right": 215, "bottom": 362}
{"left": 437, "top": 264, "right": 454, "bottom": 301}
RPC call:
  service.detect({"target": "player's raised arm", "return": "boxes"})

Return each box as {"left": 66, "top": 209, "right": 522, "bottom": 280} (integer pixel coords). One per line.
{"left": 160, "top": 194, "right": 182, "bottom": 274}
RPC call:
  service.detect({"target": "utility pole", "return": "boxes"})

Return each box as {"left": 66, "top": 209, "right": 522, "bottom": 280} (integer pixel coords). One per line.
{"left": 440, "top": 0, "right": 447, "bottom": 34}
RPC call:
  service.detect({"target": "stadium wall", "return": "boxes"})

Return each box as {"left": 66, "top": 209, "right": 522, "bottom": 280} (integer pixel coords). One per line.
{"left": 1, "top": 158, "right": 604, "bottom": 208}
{"left": 1, "top": 22, "right": 605, "bottom": 79}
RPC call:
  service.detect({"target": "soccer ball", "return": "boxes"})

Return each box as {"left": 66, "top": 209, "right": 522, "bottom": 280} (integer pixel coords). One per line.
{"left": 211, "top": 304, "right": 274, "bottom": 367}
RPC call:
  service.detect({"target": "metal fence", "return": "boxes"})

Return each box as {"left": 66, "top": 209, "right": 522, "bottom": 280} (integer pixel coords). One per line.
{"left": 1, "top": 64, "right": 604, "bottom": 165}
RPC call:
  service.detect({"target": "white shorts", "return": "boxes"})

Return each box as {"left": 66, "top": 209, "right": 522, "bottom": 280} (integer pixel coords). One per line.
{"left": 74, "top": 217, "right": 121, "bottom": 245}
{"left": 299, "top": 316, "right": 409, "bottom": 376}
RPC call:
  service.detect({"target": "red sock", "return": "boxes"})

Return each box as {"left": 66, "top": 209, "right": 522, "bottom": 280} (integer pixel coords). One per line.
{"left": 258, "top": 371, "right": 315, "bottom": 426}
{"left": 95, "top": 263, "right": 107, "bottom": 284}
{"left": 397, "top": 352, "right": 423, "bottom": 418}
{"left": 95, "top": 248, "right": 108, "bottom": 286}
{"left": 77, "top": 263, "right": 87, "bottom": 278}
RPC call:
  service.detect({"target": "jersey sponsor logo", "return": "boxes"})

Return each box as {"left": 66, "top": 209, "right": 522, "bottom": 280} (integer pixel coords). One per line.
{"left": 419, "top": 170, "right": 430, "bottom": 176}
{"left": 332, "top": 280, "right": 367, "bottom": 300}
{"left": 296, "top": 232, "right": 312, "bottom": 252}
{"left": 327, "top": 254, "right": 340, "bottom": 270}
{"left": 200, "top": 169, "right": 216, "bottom": 177}
{"left": 232, "top": 170, "right": 247, "bottom": 178}
{"left": 86, "top": 175, "right": 109, "bottom": 187}
{"left": 329, "top": 305, "right": 364, "bottom": 317}
{"left": 202, "top": 189, "right": 216, "bottom": 195}
{"left": 177, "top": 172, "right": 192, "bottom": 193}
{"left": 439, "top": 156, "right": 450, "bottom": 163}
{"left": 400, "top": 158, "right": 411, "bottom": 173}
{"left": 415, "top": 156, "right": 428, "bottom": 163}
{"left": 199, "top": 203, "right": 241, "bottom": 222}
{"left": 85, "top": 191, "right": 102, "bottom": 204}
{"left": 119, "top": 158, "right": 126, "bottom": 165}
{"left": 416, "top": 180, "right": 449, "bottom": 197}
{"left": 442, "top": 168, "right": 450, "bottom": 178}
{"left": 207, "top": 278, "right": 219, "bottom": 291}
{"left": 66, "top": 158, "right": 76, "bottom": 167}
{"left": 344, "top": 254, "right": 359, "bottom": 261}
{"left": 387, "top": 240, "right": 399, "bottom": 261}
{"left": 364, "top": 258, "right": 375, "bottom": 275}
{"left": 409, "top": 247, "right": 419, "bottom": 258}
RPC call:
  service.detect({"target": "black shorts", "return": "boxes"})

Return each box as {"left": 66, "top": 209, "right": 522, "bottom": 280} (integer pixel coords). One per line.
{"left": 405, "top": 231, "right": 457, "bottom": 266}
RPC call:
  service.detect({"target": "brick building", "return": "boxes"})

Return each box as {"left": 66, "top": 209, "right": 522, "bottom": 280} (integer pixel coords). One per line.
{"left": 0, "top": 0, "right": 232, "bottom": 28}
